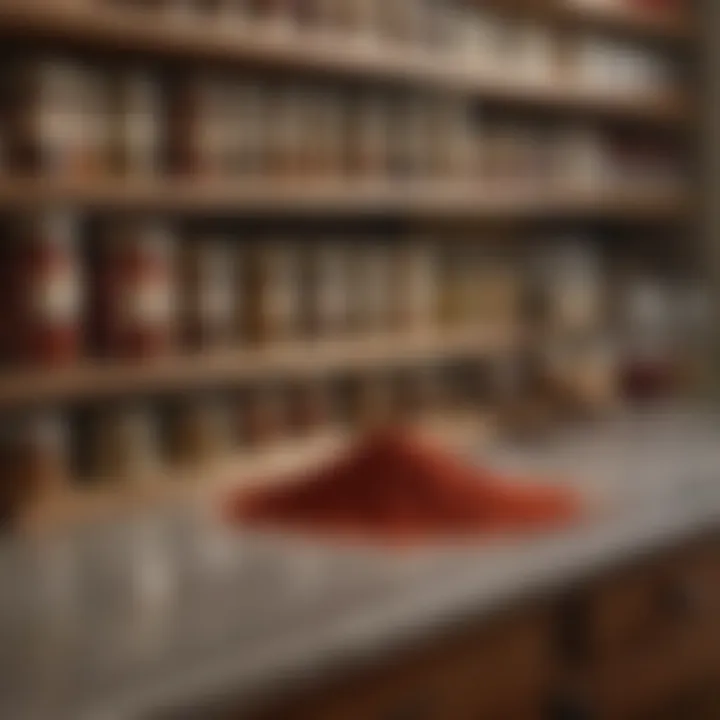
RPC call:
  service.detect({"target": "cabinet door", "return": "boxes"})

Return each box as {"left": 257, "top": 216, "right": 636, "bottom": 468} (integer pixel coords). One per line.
{"left": 255, "top": 609, "right": 553, "bottom": 720}
{"left": 584, "top": 535, "right": 720, "bottom": 719}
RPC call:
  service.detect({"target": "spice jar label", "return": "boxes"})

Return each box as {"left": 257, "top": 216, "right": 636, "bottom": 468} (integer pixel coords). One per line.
{"left": 30, "top": 273, "right": 81, "bottom": 324}
{"left": 122, "top": 282, "right": 174, "bottom": 327}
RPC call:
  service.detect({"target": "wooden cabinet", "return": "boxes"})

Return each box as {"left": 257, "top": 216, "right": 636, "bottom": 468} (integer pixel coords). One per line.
{"left": 563, "top": 534, "right": 720, "bottom": 720}
{"left": 242, "top": 535, "right": 720, "bottom": 720}
{"left": 254, "top": 609, "right": 554, "bottom": 720}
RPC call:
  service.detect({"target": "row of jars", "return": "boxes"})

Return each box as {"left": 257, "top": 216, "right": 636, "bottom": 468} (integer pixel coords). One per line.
{"left": 0, "top": 214, "right": 520, "bottom": 368}
{"left": 0, "top": 60, "right": 479, "bottom": 180}
{"left": 101, "top": 0, "right": 676, "bottom": 95}
{"left": 1, "top": 361, "right": 489, "bottom": 501}
{"left": 0, "top": 57, "right": 680, "bottom": 185}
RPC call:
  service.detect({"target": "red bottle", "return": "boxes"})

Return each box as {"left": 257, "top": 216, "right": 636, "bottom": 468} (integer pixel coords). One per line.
{"left": 1, "top": 213, "right": 82, "bottom": 366}
{"left": 92, "top": 220, "right": 176, "bottom": 359}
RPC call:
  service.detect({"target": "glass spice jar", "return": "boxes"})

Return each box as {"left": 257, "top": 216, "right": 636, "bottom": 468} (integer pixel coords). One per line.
{"left": 438, "top": 243, "right": 467, "bottom": 329}
{"left": 244, "top": 240, "right": 302, "bottom": 344}
{"left": 535, "top": 241, "right": 603, "bottom": 334}
{"left": 453, "top": 244, "right": 485, "bottom": 329}
{"left": 168, "top": 394, "right": 235, "bottom": 469}
{"left": 312, "top": 90, "right": 345, "bottom": 178}
{"left": 179, "top": 236, "right": 238, "bottom": 351}
{"left": 166, "top": 74, "right": 230, "bottom": 177}
{"left": 1, "top": 213, "right": 83, "bottom": 367}
{"left": 6, "top": 57, "right": 108, "bottom": 179}
{"left": 387, "top": 98, "right": 430, "bottom": 179}
{"left": 430, "top": 100, "right": 477, "bottom": 179}
{"left": 228, "top": 81, "right": 266, "bottom": 177}
{"left": 481, "top": 122, "right": 527, "bottom": 186}
{"left": 12, "top": 412, "right": 71, "bottom": 503}
{"left": 473, "top": 255, "right": 520, "bottom": 332}
{"left": 390, "top": 239, "right": 437, "bottom": 333}
{"left": 304, "top": 241, "right": 348, "bottom": 339}
{"left": 348, "top": 241, "right": 392, "bottom": 335}
{"left": 108, "top": 69, "right": 162, "bottom": 178}
{"left": 345, "top": 93, "right": 388, "bottom": 178}
{"left": 84, "top": 404, "right": 162, "bottom": 486}
{"left": 92, "top": 220, "right": 176, "bottom": 359}
{"left": 266, "top": 85, "right": 306, "bottom": 178}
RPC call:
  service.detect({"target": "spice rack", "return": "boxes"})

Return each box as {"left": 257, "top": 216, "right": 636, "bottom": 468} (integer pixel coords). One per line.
{"left": 0, "top": 0, "right": 698, "bottom": 531}
{"left": 0, "top": 328, "right": 514, "bottom": 409}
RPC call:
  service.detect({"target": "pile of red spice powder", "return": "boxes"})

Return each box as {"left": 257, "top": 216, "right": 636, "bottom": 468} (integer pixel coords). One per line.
{"left": 225, "top": 431, "right": 580, "bottom": 543}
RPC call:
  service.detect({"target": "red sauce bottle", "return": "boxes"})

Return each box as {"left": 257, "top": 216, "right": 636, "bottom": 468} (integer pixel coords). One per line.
{"left": 2, "top": 213, "right": 83, "bottom": 366}
{"left": 92, "top": 220, "right": 176, "bottom": 359}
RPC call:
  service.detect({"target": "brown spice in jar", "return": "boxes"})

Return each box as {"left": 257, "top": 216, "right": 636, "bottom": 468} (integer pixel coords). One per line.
{"left": 168, "top": 394, "right": 235, "bottom": 468}
{"left": 167, "top": 74, "right": 231, "bottom": 177}
{"left": 9, "top": 412, "right": 71, "bottom": 505}
{"left": 244, "top": 240, "right": 302, "bottom": 344}
{"left": 82, "top": 404, "right": 162, "bottom": 486}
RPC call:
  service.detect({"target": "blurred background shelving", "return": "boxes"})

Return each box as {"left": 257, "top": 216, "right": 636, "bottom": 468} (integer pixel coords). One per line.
{"left": 0, "top": 0, "right": 703, "bottom": 530}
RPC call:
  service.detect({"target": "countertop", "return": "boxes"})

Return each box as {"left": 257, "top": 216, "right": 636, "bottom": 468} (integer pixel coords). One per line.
{"left": 1, "top": 408, "right": 720, "bottom": 720}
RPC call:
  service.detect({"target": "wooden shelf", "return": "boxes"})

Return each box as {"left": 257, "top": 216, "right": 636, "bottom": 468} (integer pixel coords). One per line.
{"left": 0, "top": 179, "right": 690, "bottom": 218}
{"left": 0, "top": 328, "right": 515, "bottom": 409}
{"left": 478, "top": 0, "right": 694, "bottom": 42}
{"left": 0, "top": 4, "right": 690, "bottom": 123}
{"left": 559, "top": 3, "right": 694, "bottom": 42}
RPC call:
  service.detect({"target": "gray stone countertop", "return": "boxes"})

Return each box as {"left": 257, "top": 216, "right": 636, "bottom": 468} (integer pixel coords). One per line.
{"left": 1, "top": 408, "right": 720, "bottom": 720}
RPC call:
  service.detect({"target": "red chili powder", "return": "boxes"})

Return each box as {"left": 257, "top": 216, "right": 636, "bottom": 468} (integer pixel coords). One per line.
{"left": 225, "top": 431, "right": 580, "bottom": 542}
